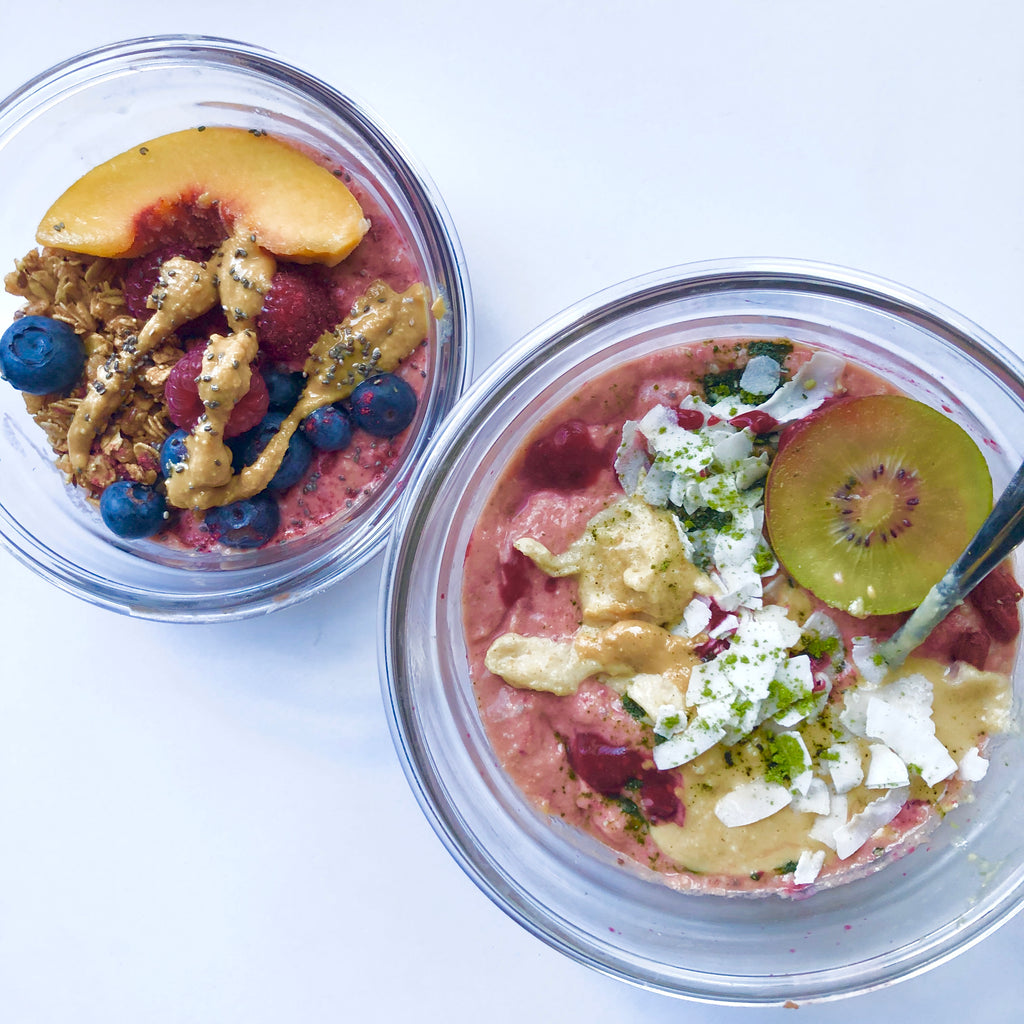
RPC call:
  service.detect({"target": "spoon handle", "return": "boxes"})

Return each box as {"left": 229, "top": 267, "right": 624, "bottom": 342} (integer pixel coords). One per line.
{"left": 877, "top": 459, "right": 1024, "bottom": 667}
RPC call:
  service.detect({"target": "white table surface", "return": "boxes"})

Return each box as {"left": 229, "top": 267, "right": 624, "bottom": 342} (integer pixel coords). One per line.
{"left": 1, "top": 2, "right": 1023, "bottom": 1020}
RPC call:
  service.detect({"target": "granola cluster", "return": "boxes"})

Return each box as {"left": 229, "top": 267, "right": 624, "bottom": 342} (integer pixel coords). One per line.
{"left": 4, "top": 248, "right": 185, "bottom": 495}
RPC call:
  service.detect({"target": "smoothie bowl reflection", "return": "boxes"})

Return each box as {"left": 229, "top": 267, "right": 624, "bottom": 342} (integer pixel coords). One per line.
{"left": 382, "top": 261, "right": 1024, "bottom": 1003}
{"left": 0, "top": 37, "right": 471, "bottom": 620}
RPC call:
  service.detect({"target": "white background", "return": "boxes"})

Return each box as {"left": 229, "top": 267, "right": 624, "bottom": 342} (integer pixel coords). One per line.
{"left": 1, "top": 1, "right": 1023, "bottom": 1020}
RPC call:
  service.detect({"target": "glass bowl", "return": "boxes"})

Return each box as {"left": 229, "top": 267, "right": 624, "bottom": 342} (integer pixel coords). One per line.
{"left": 380, "top": 258, "right": 1024, "bottom": 1005}
{"left": 0, "top": 35, "right": 471, "bottom": 621}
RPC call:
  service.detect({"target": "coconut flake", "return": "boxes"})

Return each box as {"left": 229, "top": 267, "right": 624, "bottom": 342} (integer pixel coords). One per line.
{"left": 735, "top": 452, "right": 771, "bottom": 490}
{"left": 613, "top": 420, "right": 648, "bottom": 494}
{"left": 794, "top": 849, "right": 826, "bottom": 885}
{"left": 792, "top": 776, "right": 831, "bottom": 815}
{"left": 640, "top": 405, "right": 714, "bottom": 481}
{"left": 711, "top": 561, "right": 765, "bottom": 612}
{"left": 626, "top": 672, "right": 685, "bottom": 721}
{"left": 826, "top": 742, "right": 864, "bottom": 794}
{"left": 767, "top": 653, "right": 817, "bottom": 726}
{"left": 714, "top": 778, "right": 793, "bottom": 827}
{"left": 636, "top": 463, "right": 673, "bottom": 508}
{"left": 865, "top": 693, "right": 957, "bottom": 786}
{"left": 833, "top": 787, "right": 908, "bottom": 860}
{"left": 713, "top": 428, "right": 754, "bottom": 469}
{"left": 740, "top": 354, "right": 783, "bottom": 397}
{"left": 852, "top": 636, "right": 887, "bottom": 685}
{"left": 838, "top": 688, "right": 871, "bottom": 737}
{"left": 865, "top": 743, "right": 910, "bottom": 789}
{"left": 710, "top": 612, "right": 740, "bottom": 639}
{"left": 755, "top": 350, "right": 846, "bottom": 423}
{"left": 712, "top": 519, "right": 762, "bottom": 579}
{"left": 959, "top": 746, "right": 990, "bottom": 782}
{"left": 809, "top": 792, "right": 849, "bottom": 850}
{"left": 654, "top": 719, "right": 727, "bottom": 770}
{"left": 679, "top": 597, "right": 712, "bottom": 637}
{"left": 780, "top": 729, "right": 814, "bottom": 795}
{"left": 800, "top": 610, "right": 846, "bottom": 674}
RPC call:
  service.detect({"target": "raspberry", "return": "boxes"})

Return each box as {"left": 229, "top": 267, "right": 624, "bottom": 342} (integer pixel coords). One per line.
{"left": 497, "top": 547, "right": 534, "bottom": 608}
{"left": 256, "top": 267, "right": 334, "bottom": 367}
{"left": 950, "top": 628, "right": 990, "bottom": 670}
{"left": 123, "top": 245, "right": 207, "bottom": 319}
{"left": 675, "top": 408, "right": 705, "bottom": 430}
{"left": 729, "top": 410, "right": 778, "bottom": 435}
{"left": 164, "top": 346, "right": 269, "bottom": 437}
{"left": 179, "top": 305, "right": 231, "bottom": 344}
{"left": 522, "top": 419, "right": 606, "bottom": 490}
{"left": 967, "top": 566, "right": 1023, "bottom": 643}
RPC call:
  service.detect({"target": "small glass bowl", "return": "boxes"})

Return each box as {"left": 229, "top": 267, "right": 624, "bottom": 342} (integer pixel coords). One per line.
{"left": 381, "top": 258, "right": 1024, "bottom": 1005}
{"left": 0, "top": 35, "right": 471, "bottom": 621}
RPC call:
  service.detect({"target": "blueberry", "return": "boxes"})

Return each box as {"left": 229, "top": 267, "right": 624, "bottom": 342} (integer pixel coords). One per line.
{"left": 349, "top": 373, "right": 417, "bottom": 437}
{"left": 159, "top": 428, "right": 190, "bottom": 477}
{"left": 262, "top": 364, "right": 305, "bottom": 410}
{"left": 205, "top": 492, "right": 280, "bottom": 549}
{"left": 99, "top": 481, "right": 167, "bottom": 539}
{"left": 235, "top": 410, "right": 313, "bottom": 491}
{"left": 226, "top": 431, "right": 252, "bottom": 473}
{"left": 0, "top": 315, "right": 86, "bottom": 395}
{"left": 301, "top": 404, "right": 352, "bottom": 451}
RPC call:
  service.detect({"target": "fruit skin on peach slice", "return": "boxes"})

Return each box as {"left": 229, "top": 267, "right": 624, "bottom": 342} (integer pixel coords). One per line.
{"left": 35, "top": 127, "right": 370, "bottom": 266}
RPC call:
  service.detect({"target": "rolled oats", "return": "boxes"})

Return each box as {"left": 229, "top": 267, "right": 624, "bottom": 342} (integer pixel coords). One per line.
{"left": 5, "top": 247, "right": 183, "bottom": 495}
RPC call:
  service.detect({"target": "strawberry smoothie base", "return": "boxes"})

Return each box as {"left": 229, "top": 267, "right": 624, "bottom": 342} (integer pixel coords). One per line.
{"left": 462, "top": 339, "right": 1020, "bottom": 895}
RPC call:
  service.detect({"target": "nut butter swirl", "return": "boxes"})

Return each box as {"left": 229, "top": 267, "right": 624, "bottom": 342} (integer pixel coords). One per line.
{"left": 66, "top": 249, "right": 223, "bottom": 472}
{"left": 65, "top": 224, "right": 429, "bottom": 511}
{"left": 164, "top": 278, "right": 429, "bottom": 511}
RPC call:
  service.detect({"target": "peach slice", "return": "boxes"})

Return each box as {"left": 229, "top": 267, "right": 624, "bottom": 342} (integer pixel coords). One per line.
{"left": 36, "top": 127, "right": 369, "bottom": 266}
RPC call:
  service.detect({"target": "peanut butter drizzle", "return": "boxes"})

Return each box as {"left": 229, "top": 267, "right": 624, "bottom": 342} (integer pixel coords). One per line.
{"left": 165, "top": 278, "right": 429, "bottom": 511}
{"left": 65, "top": 220, "right": 429, "bottom": 511}
{"left": 181, "top": 330, "right": 261, "bottom": 491}
{"left": 219, "top": 234, "right": 277, "bottom": 333}
{"left": 66, "top": 252, "right": 222, "bottom": 471}
{"left": 485, "top": 498, "right": 706, "bottom": 697}
{"left": 574, "top": 619, "right": 696, "bottom": 692}
{"left": 485, "top": 619, "right": 699, "bottom": 698}
{"left": 514, "top": 494, "right": 709, "bottom": 628}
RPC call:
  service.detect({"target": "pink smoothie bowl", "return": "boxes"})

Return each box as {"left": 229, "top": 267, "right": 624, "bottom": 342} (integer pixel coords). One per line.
{"left": 0, "top": 36, "right": 472, "bottom": 621}
{"left": 380, "top": 259, "right": 1024, "bottom": 1004}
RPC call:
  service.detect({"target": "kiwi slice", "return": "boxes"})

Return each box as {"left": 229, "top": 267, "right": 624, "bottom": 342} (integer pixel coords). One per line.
{"left": 764, "top": 395, "right": 992, "bottom": 616}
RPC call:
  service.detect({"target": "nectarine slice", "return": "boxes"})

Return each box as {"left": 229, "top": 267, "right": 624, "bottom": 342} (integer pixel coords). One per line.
{"left": 36, "top": 127, "right": 369, "bottom": 266}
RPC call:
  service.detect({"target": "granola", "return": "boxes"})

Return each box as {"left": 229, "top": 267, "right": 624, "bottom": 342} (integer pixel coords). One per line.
{"left": 5, "top": 248, "right": 182, "bottom": 494}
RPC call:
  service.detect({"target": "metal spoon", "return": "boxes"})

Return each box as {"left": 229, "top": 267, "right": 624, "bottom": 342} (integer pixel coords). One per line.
{"left": 877, "top": 458, "right": 1024, "bottom": 668}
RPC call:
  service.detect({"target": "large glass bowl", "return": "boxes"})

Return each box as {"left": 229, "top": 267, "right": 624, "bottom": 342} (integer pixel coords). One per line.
{"left": 0, "top": 35, "right": 471, "bottom": 621}
{"left": 380, "top": 258, "right": 1024, "bottom": 1005}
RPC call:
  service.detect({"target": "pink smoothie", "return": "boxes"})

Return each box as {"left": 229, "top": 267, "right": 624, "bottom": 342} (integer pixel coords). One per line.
{"left": 463, "top": 339, "right": 1020, "bottom": 894}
